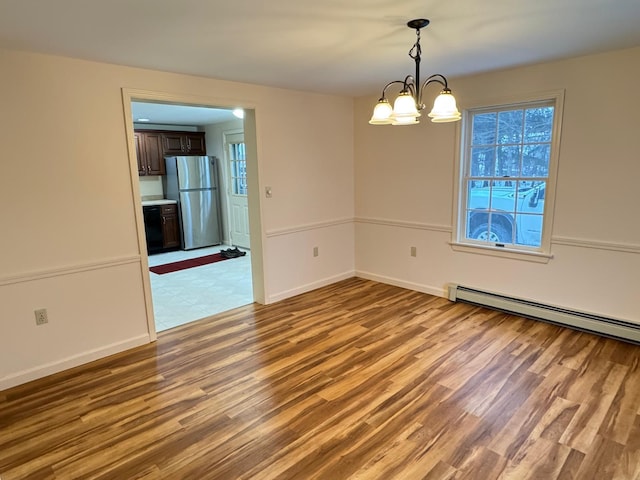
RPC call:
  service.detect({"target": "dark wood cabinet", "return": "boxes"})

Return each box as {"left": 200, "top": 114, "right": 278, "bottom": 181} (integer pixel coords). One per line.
{"left": 161, "top": 204, "right": 180, "bottom": 249}
{"left": 161, "top": 133, "right": 185, "bottom": 155}
{"left": 143, "top": 203, "right": 180, "bottom": 253}
{"left": 135, "top": 130, "right": 207, "bottom": 176}
{"left": 184, "top": 133, "right": 206, "bottom": 155}
{"left": 162, "top": 132, "right": 206, "bottom": 156}
{"left": 135, "top": 131, "right": 166, "bottom": 176}
{"left": 134, "top": 132, "right": 145, "bottom": 175}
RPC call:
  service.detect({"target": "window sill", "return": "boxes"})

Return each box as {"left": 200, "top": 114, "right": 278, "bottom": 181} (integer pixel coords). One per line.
{"left": 449, "top": 242, "right": 553, "bottom": 263}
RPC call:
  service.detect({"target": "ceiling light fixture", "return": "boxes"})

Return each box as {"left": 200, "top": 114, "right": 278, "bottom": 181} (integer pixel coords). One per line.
{"left": 137, "top": 118, "right": 150, "bottom": 122}
{"left": 369, "top": 19, "right": 461, "bottom": 126}
{"left": 232, "top": 108, "right": 244, "bottom": 119}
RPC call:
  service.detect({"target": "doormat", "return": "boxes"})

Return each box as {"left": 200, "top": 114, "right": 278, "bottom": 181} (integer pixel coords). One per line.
{"left": 149, "top": 253, "right": 230, "bottom": 275}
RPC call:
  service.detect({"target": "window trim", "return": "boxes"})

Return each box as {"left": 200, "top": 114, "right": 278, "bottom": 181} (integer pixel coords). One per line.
{"left": 451, "top": 89, "right": 565, "bottom": 261}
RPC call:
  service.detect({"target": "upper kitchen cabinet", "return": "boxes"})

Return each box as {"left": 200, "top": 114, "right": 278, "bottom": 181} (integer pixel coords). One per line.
{"left": 185, "top": 133, "right": 206, "bottom": 155}
{"left": 134, "top": 130, "right": 207, "bottom": 176}
{"left": 135, "top": 131, "right": 165, "bottom": 176}
{"left": 162, "top": 132, "right": 206, "bottom": 156}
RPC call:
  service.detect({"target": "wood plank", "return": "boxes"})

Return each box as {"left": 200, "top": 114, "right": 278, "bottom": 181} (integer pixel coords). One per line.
{"left": 2, "top": 278, "right": 640, "bottom": 479}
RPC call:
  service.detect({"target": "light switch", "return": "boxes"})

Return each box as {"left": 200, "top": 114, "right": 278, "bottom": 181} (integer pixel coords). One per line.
{"left": 265, "top": 186, "right": 272, "bottom": 198}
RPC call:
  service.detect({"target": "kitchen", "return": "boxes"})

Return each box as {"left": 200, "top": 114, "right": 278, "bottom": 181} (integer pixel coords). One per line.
{"left": 132, "top": 101, "right": 253, "bottom": 331}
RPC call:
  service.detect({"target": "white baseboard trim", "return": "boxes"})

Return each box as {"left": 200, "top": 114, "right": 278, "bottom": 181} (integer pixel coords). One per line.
{"left": 355, "top": 270, "right": 447, "bottom": 298}
{"left": 0, "top": 334, "right": 151, "bottom": 392}
{"left": 267, "top": 270, "right": 356, "bottom": 303}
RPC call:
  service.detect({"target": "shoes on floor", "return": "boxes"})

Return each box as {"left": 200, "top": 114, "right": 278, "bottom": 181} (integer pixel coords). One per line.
{"left": 220, "top": 247, "right": 247, "bottom": 259}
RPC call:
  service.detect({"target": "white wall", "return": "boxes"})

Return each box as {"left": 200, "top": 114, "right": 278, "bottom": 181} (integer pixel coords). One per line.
{"left": 354, "top": 46, "right": 640, "bottom": 323}
{"left": 6, "top": 43, "right": 636, "bottom": 391}
{"left": 138, "top": 176, "right": 164, "bottom": 198}
{"left": 0, "top": 48, "right": 354, "bottom": 390}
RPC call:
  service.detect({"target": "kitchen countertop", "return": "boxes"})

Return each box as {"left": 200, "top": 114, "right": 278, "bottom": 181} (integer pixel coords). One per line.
{"left": 141, "top": 199, "right": 177, "bottom": 206}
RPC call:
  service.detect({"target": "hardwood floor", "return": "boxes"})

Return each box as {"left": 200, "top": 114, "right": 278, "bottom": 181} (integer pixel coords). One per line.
{"left": 2, "top": 278, "right": 640, "bottom": 479}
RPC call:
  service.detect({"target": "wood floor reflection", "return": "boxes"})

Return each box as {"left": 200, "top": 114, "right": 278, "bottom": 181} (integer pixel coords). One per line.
{"left": 2, "top": 278, "right": 640, "bottom": 479}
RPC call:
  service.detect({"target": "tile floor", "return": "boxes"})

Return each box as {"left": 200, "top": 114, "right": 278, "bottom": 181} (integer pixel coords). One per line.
{"left": 147, "top": 245, "right": 254, "bottom": 332}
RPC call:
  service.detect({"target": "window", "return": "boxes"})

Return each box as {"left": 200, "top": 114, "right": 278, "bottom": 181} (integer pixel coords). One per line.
{"left": 454, "top": 92, "right": 563, "bottom": 258}
{"left": 229, "top": 141, "right": 247, "bottom": 196}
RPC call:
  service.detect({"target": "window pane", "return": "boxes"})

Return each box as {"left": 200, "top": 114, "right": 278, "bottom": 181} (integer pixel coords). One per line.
{"left": 497, "top": 110, "right": 523, "bottom": 144}
{"left": 488, "top": 213, "right": 514, "bottom": 243}
{"left": 230, "top": 142, "right": 246, "bottom": 161}
{"left": 467, "top": 180, "right": 489, "bottom": 210}
{"left": 515, "top": 214, "right": 543, "bottom": 247}
{"left": 524, "top": 107, "right": 554, "bottom": 143}
{"left": 490, "top": 180, "right": 516, "bottom": 213}
{"left": 466, "top": 212, "right": 514, "bottom": 244}
{"left": 496, "top": 145, "right": 521, "bottom": 177}
{"left": 517, "top": 181, "right": 546, "bottom": 213}
{"left": 523, "top": 144, "right": 550, "bottom": 177}
{"left": 470, "top": 147, "right": 495, "bottom": 176}
{"left": 472, "top": 113, "right": 496, "bottom": 145}
{"left": 230, "top": 153, "right": 247, "bottom": 196}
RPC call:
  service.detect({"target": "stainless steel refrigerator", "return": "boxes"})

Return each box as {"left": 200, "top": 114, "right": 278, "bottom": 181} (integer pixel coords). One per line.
{"left": 164, "top": 156, "right": 222, "bottom": 250}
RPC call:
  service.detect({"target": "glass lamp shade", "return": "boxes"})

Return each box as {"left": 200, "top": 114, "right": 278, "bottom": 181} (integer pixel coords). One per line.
{"left": 389, "top": 92, "right": 420, "bottom": 125}
{"left": 392, "top": 91, "right": 420, "bottom": 119}
{"left": 391, "top": 116, "right": 419, "bottom": 126}
{"left": 427, "top": 90, "right": 461, "bottom": 123}
{"left": 369, "top": 99, "right": 393, "bottom": 125}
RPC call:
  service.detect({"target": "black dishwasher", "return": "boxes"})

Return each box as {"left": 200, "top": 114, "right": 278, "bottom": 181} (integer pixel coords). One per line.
{"left": 143, "top": 206, "right": 164, "bottom": 254}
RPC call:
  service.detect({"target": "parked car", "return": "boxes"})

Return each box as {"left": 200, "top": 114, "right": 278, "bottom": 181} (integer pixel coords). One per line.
{"left": 467, "top": 182, "right": 545, "bottom": 246}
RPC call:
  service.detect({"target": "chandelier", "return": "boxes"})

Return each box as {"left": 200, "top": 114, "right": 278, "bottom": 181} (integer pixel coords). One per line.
{"left": 369, "top": 19, "right": 461, "bottom": 125}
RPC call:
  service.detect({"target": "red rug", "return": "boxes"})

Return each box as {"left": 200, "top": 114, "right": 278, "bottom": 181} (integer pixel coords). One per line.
{"left": 149, "top": 253, "right": 229, "bottom": 275}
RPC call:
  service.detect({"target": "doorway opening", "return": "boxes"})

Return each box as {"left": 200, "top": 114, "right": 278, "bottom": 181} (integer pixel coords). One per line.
{"left": 127, "top": 97, "right": 257, "bottom": 333}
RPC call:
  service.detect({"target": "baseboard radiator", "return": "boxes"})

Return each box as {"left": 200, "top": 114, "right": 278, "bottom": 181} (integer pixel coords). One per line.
{"left": 448, "top": 284, "right": 640, "bottom": 344}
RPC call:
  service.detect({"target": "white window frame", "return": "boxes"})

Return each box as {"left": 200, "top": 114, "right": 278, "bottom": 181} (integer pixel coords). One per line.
{"left": 451, "top": 90, "right": 564, "bottom": 263}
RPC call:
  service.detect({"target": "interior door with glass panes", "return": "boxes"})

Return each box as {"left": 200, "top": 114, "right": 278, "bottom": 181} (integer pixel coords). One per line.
{"left": 225, "top": 132, "right": 250, "bottom": 249}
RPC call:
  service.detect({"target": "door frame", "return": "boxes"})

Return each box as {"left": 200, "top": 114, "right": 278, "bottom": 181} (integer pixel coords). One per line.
{"left": 121, "top": 88, "right": 266, "bottom": 340}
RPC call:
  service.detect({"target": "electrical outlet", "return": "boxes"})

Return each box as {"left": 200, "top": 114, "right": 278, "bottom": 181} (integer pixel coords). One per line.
{"left": 410, "top": 246, "right": 417, "bottom": 257}
{"left": 34, "top": 308, "right": 48, "bottom": 325}
{"left": 313, "top": 246, "right": 319, "bottom": 257}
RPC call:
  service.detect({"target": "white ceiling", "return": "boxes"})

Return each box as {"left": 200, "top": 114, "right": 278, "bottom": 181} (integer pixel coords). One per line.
{"left": 2, "top": 0, "right": 640, "bottom": 99}
{"left": 131, "top": 102, "right": 237, "bottom": 127}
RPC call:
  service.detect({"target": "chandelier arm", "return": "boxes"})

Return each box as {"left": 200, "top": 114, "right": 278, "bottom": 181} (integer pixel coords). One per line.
{"left": 402, "top": 75, "right": 416, "bottom": 91}
{"left": 417, "top": 74, "right": 450, "bottom": 107}
{"left": 379, "top": 80, "right": 406, "bottom": 100}
{"left": 422, "top": 73, "right": 449, "bottom": 88}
